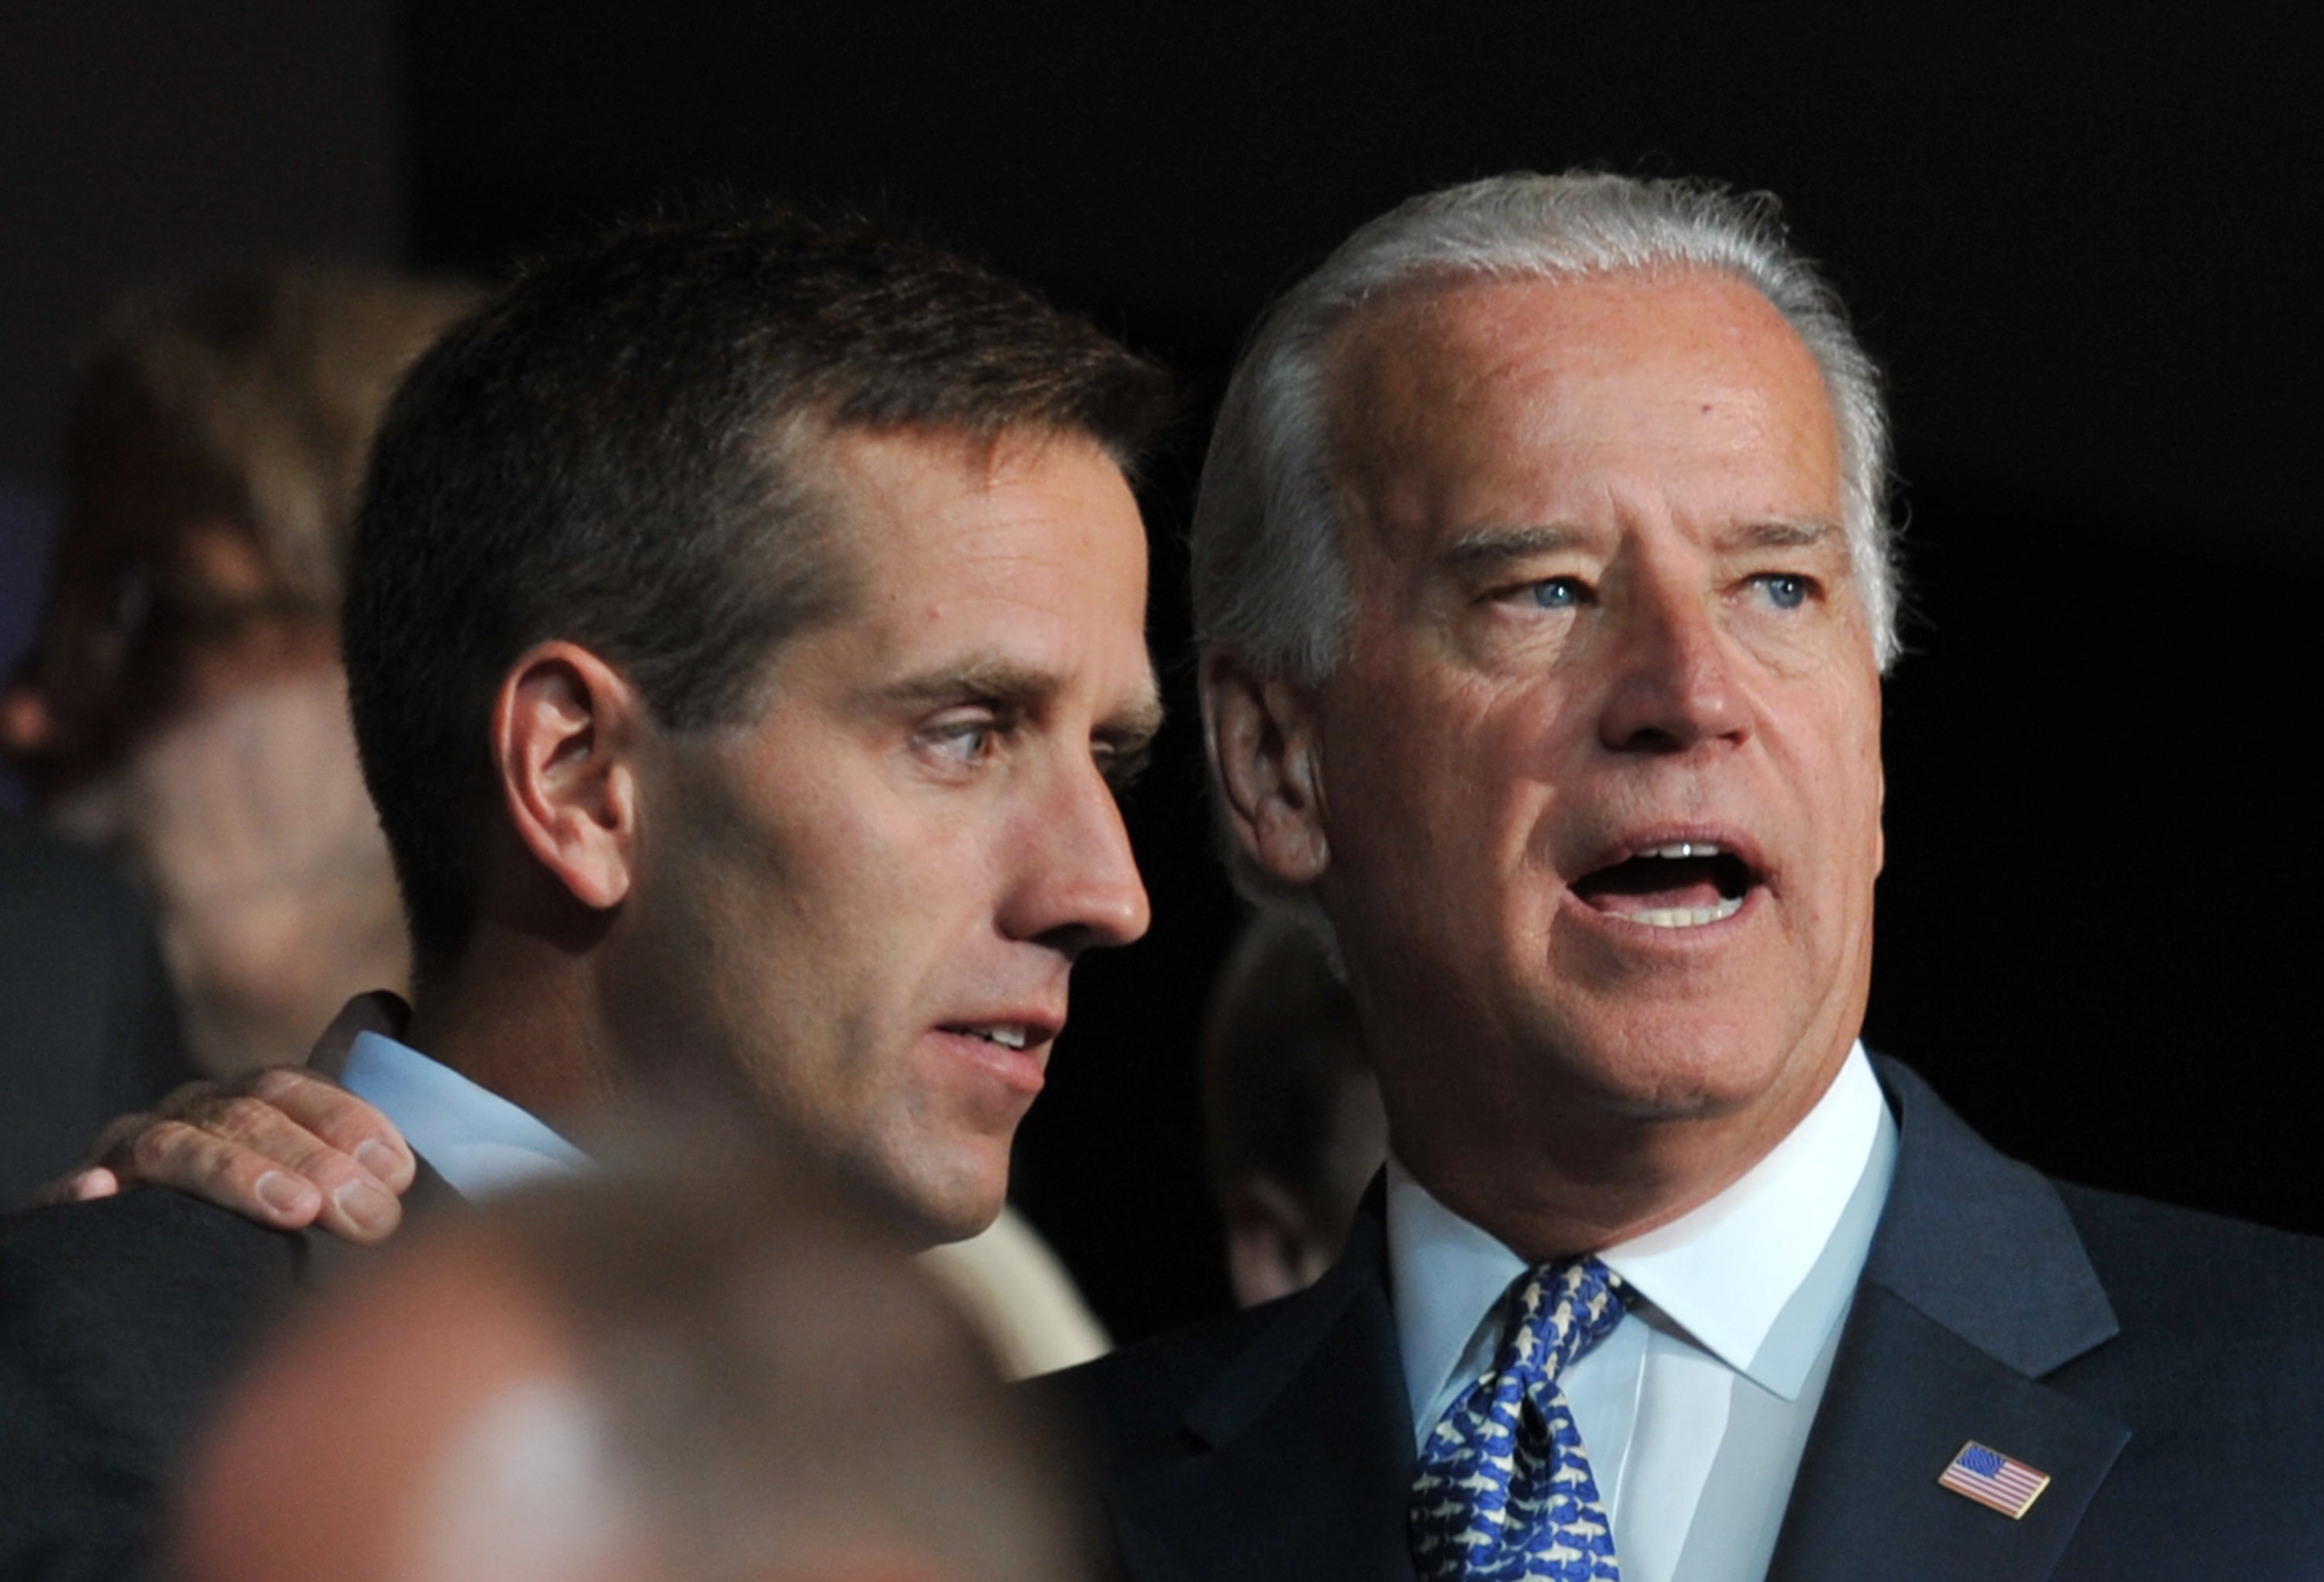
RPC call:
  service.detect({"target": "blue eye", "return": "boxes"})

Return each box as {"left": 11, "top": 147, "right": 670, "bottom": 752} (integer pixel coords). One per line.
{"left": 1755, "top": 574, "right": 1810, "bottom": 610}
{"left": 1530, "top": 577, "right": 1587, "bottom": 610}
{"left": 920, "top": 718, "right": 999, "bottom": 766}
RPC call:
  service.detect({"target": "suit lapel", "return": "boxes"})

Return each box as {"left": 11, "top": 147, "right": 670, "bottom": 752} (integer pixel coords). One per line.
{"left": 1766, "top": 1060, "right": 2130, "bottom": 1582}
{"left": 1765, "top": 1282, "right": 2127, "bottom": 1582}
{"left": 1111, "top": 1191, "right": 1421, "bottom": 1582}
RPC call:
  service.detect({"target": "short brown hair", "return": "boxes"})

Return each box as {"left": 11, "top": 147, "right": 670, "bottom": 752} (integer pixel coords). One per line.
{"left": 346, "top": 201, "right": 1173, "bottom": 968}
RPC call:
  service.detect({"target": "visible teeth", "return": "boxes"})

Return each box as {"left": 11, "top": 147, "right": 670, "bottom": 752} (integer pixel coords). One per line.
{"left": 977, "top": 1026, "right": 1029, "bottom": 1051}
{"left": 1642, "top": 841, "right": 1724, "bottom": 859}
{"left": 1632, "top": 896, "right": 1745, "bottom": 928}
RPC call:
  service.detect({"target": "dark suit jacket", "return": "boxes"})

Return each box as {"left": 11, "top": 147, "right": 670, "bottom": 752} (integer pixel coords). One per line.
{"left": 1056, "top": 1059, "right": 2324, "bottom": 1581}
{"left": 0, "top": 1163, "right": 457, "bottom": 1582}
{"left": 0, "top": 815, "right": 193, "bottom": 1206}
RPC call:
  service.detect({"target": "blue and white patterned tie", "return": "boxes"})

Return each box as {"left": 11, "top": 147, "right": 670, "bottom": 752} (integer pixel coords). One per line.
{"left": 1409, "top": 1258, "right": 1628, "bottom": 1582}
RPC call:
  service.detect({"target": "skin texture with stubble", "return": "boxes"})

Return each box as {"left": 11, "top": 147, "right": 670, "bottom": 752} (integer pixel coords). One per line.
{"left": 617, "top": 428, "right": 1159, "bottom": 1245}
{"left": 1218, "top": 270, "right": 1885, "bottom": 1260}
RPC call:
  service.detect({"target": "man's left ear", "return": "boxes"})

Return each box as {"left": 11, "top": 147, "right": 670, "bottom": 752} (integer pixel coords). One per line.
{"left": 1202, "top": 650, "right": 1333, "bottom": 889}
{"left": 491, "top": 642, "right": 645, "bottom": 913}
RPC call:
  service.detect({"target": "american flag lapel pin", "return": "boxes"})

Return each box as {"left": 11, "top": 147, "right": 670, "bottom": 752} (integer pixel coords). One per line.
{"left": 1937, "top": 1441, "right": 2052, "bottom": 1519}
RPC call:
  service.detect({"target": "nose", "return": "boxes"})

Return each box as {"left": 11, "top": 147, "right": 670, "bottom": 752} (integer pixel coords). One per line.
{"left": 1596, "top": 566, "right": 1752, "bottom": 754}
{"left": 1001, "top": 760, "right": 1153, "bottom": 957}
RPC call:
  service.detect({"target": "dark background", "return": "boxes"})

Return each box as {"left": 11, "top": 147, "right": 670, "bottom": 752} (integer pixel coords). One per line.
{"left": 5, "top": 2, "right": 2319, "bottom": 1339}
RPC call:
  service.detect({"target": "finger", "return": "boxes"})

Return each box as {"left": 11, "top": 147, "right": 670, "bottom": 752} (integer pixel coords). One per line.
{"left": 27, "top": 1103, "right": 168, "bottom": 1205}
{"left": 89, "top": 1071, "right": 413, "bottom": 1246}
{"left": 23, "top": 1165, "right": 123, "bottom": 1209}
{"left": 153, "top": 1091, "right": 407, "bottom": 1245}
{"left": 307, "top": 1165, "right": 405, "bottom": 1246}
{"left": 246, "top": 1067, "right": 417, "bottom": 1193}
{"left": 111, "top": 1117, "right": 328, "bottom": 1230}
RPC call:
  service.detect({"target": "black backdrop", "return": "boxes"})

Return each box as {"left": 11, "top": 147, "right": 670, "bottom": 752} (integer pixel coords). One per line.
{"left": 397, "top": 0, "right": 2323, "bottom": 1338}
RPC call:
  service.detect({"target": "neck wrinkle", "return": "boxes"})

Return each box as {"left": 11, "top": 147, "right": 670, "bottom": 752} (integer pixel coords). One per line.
{"left": 1397, "top": 1045, "right": 1852, "bottom": 1263}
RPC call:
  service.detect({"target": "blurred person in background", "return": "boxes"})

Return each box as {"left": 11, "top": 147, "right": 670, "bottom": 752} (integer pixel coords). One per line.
{"left": 0, "top": 264, "right": 480, "bottom": 1075}
{"left": 173, "top": 1153, "right": 1098, "bottom": 1582}
{"left": 0, "top": 480, "right": 57, "bottom": 765}
{"left": 0, "top": 810, "right": 190, "bottom": 1202}
{"left": 1201, "top": 910, "right": 1384, "bottom": 1307}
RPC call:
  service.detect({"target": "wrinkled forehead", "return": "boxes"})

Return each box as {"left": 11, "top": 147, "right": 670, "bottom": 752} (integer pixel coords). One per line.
{"left": 1321, "top": 269, "right": 1844, "bottom": 555}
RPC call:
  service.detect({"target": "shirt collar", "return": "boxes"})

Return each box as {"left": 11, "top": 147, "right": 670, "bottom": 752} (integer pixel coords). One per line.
{"left": 1389, "top": 1042, "right": 1890, "bottom": 1417}
{"left": 340, "top": 1030, "right": 590, "bottom": 1201}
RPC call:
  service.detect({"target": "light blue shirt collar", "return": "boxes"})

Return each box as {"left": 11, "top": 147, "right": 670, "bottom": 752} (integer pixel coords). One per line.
{"left": 341, "top": 1030, "right": 590, "bottom": 1201}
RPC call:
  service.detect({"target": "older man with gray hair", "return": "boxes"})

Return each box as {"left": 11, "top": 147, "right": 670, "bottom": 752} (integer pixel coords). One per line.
{"left": 1061, "top": 172, "right": 2324, "bottom": 1581}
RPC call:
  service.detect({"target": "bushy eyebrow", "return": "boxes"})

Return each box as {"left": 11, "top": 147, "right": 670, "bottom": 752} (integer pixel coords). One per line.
{"left": 877, "top": 659, "right": 1164, "bottom": 745}
{"left": 878, "top": 658, "right": 1055, "bottom": 713}
{"left": 1718, "top": 518, "right": 1841, "bottom": 554}
{"left": 1439, "top": 518, "right": 1842, "bottom": 573}
{"left": 1437, "top": 524, "right": 1594, "bottom": 574}
{"left": 1098, "top": 686, "right": 1167, "bottom": 755}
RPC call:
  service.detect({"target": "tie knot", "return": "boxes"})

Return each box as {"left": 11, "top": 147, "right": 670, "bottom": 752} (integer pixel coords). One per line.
{"left": 1410, "top": 1255, "right": 1628, "bottom": 1580}
{"left": 1504, "top": 1257, "right": 1626, "bottom": 1384}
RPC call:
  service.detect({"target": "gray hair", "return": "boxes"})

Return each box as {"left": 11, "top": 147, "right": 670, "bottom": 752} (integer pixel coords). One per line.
{"left": 1191, "top": 171, "right": 1900, "bottom": 686}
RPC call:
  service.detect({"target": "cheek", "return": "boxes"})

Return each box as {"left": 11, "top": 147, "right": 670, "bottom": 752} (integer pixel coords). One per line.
{"left": 1323, "top": 672, "right": 1556, "bottom": 937}
{"left": 1332, "top": 644, "right": 1507, "bottom": 800}
{"left": 782, "top": 811, "right": 998, "bottom": 1047}
{"left": 1826, "top": 690, "right": 1886, "bottom": 844}
{"left": 1322, "top": 679, "right": 1465, "bottom": 881}
{"left": 1779, "top": 690, "right": 1885, "bottom": 910}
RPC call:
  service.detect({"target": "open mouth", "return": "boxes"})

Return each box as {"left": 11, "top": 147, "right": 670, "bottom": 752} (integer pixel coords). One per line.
{"left": 944, "top": 1024, "right": 1032, "bottom": 1051}
{"left": 1571, "top": 840, "right": 1758, "bottom": 929}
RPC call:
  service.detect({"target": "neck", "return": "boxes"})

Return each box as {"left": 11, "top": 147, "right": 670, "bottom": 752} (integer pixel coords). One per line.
{"left": 401, "top": 918, "right": 624, "bottom": 1131}
{"left": 1392, "top": 1043, "right": 1854, "bottom": 1260}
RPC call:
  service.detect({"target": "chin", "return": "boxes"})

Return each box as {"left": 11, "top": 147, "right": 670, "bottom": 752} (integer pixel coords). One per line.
{"left": 1552, "top": 1014, "right": 1803, "bottom": 1123}
{"left": 880, "top": 1141, "right": 1011, "bottom": 1250}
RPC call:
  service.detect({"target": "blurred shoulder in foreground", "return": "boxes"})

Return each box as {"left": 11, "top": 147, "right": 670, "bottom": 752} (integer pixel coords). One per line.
{"left": 173, "top": 1149, "right": 1102, "bottom": 1582}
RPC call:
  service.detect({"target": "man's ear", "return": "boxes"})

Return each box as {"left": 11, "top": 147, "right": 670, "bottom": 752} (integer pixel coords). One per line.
{"left": 491, "top": 642, "right": 645, "bottom": 913}
{"left": 1202, "top": 650, "right": 1330, "bottom": 888}
{"left": 1220, "top": 1175, "right": 1338, "bottom": 1307}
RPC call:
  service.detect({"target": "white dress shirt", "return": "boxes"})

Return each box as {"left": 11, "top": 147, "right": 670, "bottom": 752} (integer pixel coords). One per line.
{"left": 339, "top": 1029, "right": 589, "bottom": 1200}
{"left": 1389, "top": 1044, "right": 1896, "bottom": 1582}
